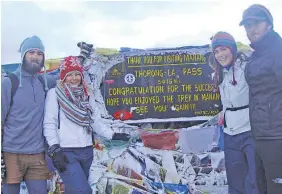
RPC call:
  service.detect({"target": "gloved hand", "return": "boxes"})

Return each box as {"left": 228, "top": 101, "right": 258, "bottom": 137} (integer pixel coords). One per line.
{"left": 112, "top": 133, "right": 131, "bottom": 141}
{"left": 77, "top": 42, "right": 93, "bottom": 64}
{"left": 48, "top": 144, "right": 69, "bottom": 172}
{"left": 1, "top": 152, "right": 6, "bottom": 179}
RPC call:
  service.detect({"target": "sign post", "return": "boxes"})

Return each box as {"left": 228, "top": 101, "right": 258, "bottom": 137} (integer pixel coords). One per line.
{"left": 103, "top": 45, "right": 221, "bottom": 122}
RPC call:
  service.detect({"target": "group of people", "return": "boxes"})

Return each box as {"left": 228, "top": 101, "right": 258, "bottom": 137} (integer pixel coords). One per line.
{"left": 1, "top": 34, "right": 98, "bottom": 193}
{"left": 1, "top": 29, "right": 129, "bottom": 194}
{"left": 211, "top": 4, "right": 282, "bottom": 194}
{"left": 1, "top": 3, "right": 281, "bottom": 194}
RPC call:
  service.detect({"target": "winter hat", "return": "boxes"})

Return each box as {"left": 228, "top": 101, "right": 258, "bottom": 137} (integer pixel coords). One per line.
{"left": 212, "top": 32, "right": 237, "bottom": 57}
{"left": 239, "top": 4, "right": 273, "bottom": 28}
{"left": 59, "top": 56, "right": 88, "bottom": 96}
{"left": 19, "top": 35, "right": 45, "bottom": 63}
{"left": 18, "top": 35, "right": 48, "bottom": 90}
{"left": 211, "top": 31, "right": 238, "bottom": 86}
{"left": 60, "top": 56, "right": 84, "bottom": 81}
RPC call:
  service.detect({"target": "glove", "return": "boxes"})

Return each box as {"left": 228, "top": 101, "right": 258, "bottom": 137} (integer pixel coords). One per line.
{"left": 77, "top": 42, "right": 93, "bottom": 64}
{"left": 112, "top": 133, "right": 131, "bottom": 141}
{"left": 48, "top": 144, "right": 69, "bottom": 172}
{"left": 1, "top": 152, "right": 6, "bottom": 179}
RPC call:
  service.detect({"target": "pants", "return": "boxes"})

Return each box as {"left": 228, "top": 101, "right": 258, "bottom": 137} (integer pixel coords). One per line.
{"left": 3, "top": 152, "right": 49, "bottom": 184}
{"left": 224, "top": 131, "right": 259, "bottom": 194}
{"left": 218, "top": 125, "right": 225, "bottom": 151}
{"left": 254, "top": 139, "right": 282, "bottom": 194}
{"left": 57, "top": 146, "right": 93, "bottom": 194}
{"left": 3, "top": 180, "right": 47, "bottom": 194}
{"left": 45, "top": 154, "right": 56, "bottom": 172}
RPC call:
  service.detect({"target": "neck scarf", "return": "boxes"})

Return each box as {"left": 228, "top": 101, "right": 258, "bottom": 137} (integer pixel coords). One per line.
{"left": 56, "top": 82, "right": 93, "bottom": 133}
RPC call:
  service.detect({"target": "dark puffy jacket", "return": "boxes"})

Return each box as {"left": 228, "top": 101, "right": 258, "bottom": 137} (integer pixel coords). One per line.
{"left": 245, "top": 31, "right": 282, "bottom": 139}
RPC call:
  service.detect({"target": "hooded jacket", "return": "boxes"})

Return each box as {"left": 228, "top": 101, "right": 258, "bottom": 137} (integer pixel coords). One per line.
{"left": 1, "top": 35, "right": 60, "bottom": 154}
{"left": 1, "top": 68, "right": 58, "bottom": 153}
{"left": 245, "top": 31, "right": 282, "bottom": 139}
{"left": 219, "top": 58, "right": 250, "bottom": 136}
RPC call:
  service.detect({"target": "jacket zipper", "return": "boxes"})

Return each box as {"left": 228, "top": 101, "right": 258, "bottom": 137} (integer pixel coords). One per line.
{"left": 31, "top": 76, "right": 36, "bottom": 103}
{"left": 268, "top": 102, "right": 272, "bottom": 130}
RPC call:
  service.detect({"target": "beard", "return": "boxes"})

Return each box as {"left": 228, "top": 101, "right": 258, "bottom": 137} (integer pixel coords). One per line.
{"left": 22, "top": 58, "right": 44, "bottom": 74}
{"left": 247, "top": 26, "right": 271, "bottom": 44}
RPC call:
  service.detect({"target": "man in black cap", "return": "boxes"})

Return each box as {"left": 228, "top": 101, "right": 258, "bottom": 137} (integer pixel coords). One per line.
{"left": 240, "top": 4, "right": 282, "bottom": 194}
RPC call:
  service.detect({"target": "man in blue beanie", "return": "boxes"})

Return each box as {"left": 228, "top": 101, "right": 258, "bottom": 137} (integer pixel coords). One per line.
{"left": 1, "top": 36, "right": 59, "bottom": 194}
{"left": 240, "top": 4, "right": 282, "bottom": 194}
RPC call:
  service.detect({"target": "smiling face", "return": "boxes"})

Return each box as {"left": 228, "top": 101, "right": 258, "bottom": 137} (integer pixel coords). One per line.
{"left": 64, "top": 71, "right": 82, "bottom": 87}
{"left": 244, "top": 19, "right": 271, "bottom": 43}
{"left": 214, "top": 46, "right": 234, "bottom": 67}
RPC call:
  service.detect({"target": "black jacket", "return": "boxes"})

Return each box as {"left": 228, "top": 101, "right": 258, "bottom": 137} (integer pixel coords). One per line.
{"left": 245, "top": 31, "right": 282, "bottom": 139}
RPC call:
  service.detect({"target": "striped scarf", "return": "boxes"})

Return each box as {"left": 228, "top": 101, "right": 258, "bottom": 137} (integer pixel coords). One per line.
{"left": 56, "top": 83, "right": 93, "bottom": 133}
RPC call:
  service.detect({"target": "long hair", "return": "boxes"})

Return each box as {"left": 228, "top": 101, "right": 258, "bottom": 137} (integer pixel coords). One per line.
{"left": 213, "top": 51, "right": 250, "bottom": 86}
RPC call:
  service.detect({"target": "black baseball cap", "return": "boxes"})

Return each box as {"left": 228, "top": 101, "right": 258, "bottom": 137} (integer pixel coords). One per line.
{"left": 239, "top": 4, "right": 273, "bottom": 26}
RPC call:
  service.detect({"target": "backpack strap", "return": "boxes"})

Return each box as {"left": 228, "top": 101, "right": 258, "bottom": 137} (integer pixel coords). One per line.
{"left": 6, "top": 74, "right": 47, "bottom": 119}
{"left": 38, "top": 75, "right": 47, "bottom": 97}
{"left": 7, "top": 73, "right": 19, "bottom": 107}
{"left": 58, "top": 103, "right": 60, "bottom": 129}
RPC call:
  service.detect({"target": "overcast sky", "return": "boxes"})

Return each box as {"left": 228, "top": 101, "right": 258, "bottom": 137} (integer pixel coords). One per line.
{"left": 1, "top": 0, "right": 282, "bottom": 64}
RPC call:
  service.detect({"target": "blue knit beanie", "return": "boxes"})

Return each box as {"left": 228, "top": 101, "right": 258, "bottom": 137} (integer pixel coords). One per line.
{"left": 19, "top": 35, "right": 45, "bottom": 63}
{"left": 18, "top": 36, "right": 48, "bottom": 90}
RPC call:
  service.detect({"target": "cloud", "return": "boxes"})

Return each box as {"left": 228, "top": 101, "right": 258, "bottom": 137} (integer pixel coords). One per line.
{"left": 1, "top": 0, "right": 282, "bottom": 64}
{"left": 1, "top": 1, "right": 82, "bottom": 63}
{"left": 33, "top": 1, "right": 91, "bottom": 14}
